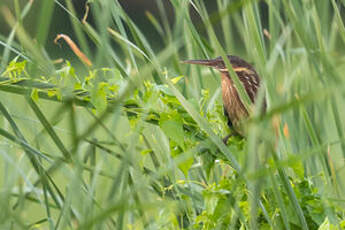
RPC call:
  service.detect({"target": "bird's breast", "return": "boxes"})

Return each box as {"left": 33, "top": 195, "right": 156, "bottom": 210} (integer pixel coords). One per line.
{"left": 221, "top": 74, "right": 249, "bottom": 128}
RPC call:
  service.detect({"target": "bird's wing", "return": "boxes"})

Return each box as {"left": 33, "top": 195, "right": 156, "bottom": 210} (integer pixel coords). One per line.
{"left": 235, "top": 69, "right": 260, "bottom": 103}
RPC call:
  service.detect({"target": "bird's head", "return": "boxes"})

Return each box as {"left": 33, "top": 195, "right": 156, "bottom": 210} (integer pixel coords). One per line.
{"left": 182, "top": 55, "right": 255, "bottom": 74}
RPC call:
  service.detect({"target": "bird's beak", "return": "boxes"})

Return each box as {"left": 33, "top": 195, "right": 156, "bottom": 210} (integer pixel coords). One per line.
{"left": 181, "top": 59, "right": 218, "bottom": 68}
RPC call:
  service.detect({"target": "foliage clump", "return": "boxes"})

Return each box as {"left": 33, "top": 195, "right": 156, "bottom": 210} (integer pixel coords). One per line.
{"left": 0, "top": 60, "right": 344, "bottom": 229}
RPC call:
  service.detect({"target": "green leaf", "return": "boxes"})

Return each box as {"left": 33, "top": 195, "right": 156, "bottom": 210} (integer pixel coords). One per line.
{"left": 31, "top": 88, "right": 39, "bottom": 102}
{"left": 171, "top": 75, "right": 184, "bottom": 84}
{"left": 159, "top": 112, "right": 184, "bottom": 147}
{"left": 290, "top": 160, "right": 304, "bottom": 180}
{"left": 318, "top": 217, "right": 338, "bottom": 230}
{"left": 91, "top": 82, "right": 108, "bottom": 113}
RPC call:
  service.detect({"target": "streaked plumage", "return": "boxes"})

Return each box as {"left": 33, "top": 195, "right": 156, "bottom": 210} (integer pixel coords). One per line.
{"left": 183, "top": 55, "right": 265, "bottom": 139}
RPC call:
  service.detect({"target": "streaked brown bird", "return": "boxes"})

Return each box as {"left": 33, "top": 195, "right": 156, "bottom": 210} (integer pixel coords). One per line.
{"left": 183, "top": 55, "right": 266, "bottom": 143}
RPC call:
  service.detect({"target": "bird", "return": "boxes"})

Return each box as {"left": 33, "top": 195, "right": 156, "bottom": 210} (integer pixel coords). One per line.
{"left": 182, "top": 55, "right": 266, "bottom": 143}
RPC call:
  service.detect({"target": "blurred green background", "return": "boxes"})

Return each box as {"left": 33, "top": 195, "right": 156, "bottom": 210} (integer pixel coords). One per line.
{"left": 1, "top": 0, "right": 254, "bottom": 62}
{"left": 1, "top": 0, "right": 345, "bottom": 229}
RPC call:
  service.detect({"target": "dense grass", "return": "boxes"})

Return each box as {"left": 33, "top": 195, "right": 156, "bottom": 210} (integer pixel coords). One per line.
{"left": 1, "top": 0, "right": 345, "bottom": 229}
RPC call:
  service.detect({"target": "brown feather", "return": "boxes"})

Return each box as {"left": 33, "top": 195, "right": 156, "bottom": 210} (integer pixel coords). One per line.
{"left": 183, "top": 55, "right": 266, "bottom": 136}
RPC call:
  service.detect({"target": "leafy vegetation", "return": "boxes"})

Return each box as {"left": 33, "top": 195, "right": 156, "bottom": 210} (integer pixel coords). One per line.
{"left": 1, "top": 0, "right": 345, "bottom": 229}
